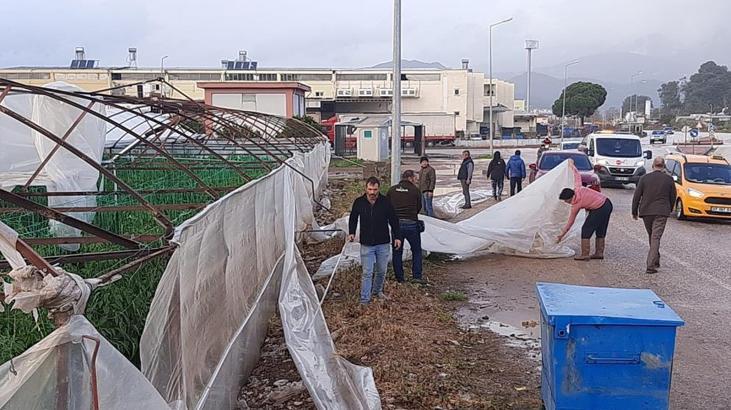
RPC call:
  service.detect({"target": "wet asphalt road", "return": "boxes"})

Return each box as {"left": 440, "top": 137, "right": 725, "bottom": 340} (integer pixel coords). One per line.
{"left": 420, "top": 143, "right": 731, "bottom": 409}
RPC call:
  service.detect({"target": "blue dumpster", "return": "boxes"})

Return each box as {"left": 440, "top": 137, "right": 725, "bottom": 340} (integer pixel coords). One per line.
{"left": 536, "top": 282, "right": 684, "bottom": 410}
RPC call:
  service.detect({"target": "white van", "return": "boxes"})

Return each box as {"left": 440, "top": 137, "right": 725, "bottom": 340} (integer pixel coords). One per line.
{"left": 581, "top": 132, "right": 653, "bottom": 186}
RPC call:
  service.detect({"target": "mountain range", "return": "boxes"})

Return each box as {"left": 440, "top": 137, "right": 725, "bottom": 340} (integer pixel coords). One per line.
{"left": 372, "top": 52, "right": 719, "bottom": 110}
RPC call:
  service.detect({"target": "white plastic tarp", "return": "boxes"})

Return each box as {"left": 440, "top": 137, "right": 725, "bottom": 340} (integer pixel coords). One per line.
{"left": 0, "top": 315, "right": 169, "bottom": 410}
{"left": 0, "top": 82, "right": 107, "bottom": 250}
{"left": 140, "top": 143, "right": 379, "bottom": 409}
{"left": 420, "top": 161, "right": 582, "bottom": 258}
{"left": 432, "top": 189, "right": 492, "bottom": 219}
{"left": 312, "top": 161, "right": 583, "bottom": 281}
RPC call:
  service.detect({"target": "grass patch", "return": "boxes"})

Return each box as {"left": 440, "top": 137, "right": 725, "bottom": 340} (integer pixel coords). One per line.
{"left": 476, "top": 153, "right": 493, "bottom": 160}
{"left": 330, "top": 158, "right": 364, "bottom": 168}
{"left": 440, "top": 290, "right": 468, "bottom": 302}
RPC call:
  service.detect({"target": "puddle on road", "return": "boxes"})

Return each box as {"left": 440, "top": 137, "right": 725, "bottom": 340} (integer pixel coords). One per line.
{"left": 457, "top": 301, "right": 542, "bottom": 361}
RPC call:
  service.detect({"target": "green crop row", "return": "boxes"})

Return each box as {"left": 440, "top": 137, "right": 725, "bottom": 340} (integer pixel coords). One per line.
{"left": 0, "top": 155, "right": 268, "bottom": 365}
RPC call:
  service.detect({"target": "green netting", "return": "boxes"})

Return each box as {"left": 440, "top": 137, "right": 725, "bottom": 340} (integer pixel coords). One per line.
{"left": 0, "top": 156, "right": 269, "bottom": 364}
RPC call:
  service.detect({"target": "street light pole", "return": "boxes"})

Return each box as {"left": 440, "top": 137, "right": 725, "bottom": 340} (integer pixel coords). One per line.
{"left": 391, "top": 0, "right": 402, "bottom": 185}
{"left": 560, "top": 60, "right": 579, "bottom": 144}
{"left": 629, "top": 71, "right": 642, "bottom": 132}
{"left": 488, "top": 17, "right": 512, "bottom": 155}
{"left": 525, "top": 40, "right": 539, "bottom": 113}
{"left": 160, "top": 55, "right": 168, "bottom": 74}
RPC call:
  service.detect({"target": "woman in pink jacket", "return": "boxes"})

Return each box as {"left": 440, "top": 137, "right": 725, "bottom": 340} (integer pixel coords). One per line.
{"left": 556, "top": 159, "right": 613, "bottom": 260}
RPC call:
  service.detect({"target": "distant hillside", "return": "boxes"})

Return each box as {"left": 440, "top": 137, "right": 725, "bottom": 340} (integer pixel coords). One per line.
{"left": 509, "top": 72, "right": 661, "bottom": 110}
{"left": 370, "top": 59, "right": 447, "bottom": 69}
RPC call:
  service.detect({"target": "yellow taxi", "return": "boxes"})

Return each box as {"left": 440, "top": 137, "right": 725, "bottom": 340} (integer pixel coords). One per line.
{"left": 665, "top": 153, "right": 731, "bottom": 220}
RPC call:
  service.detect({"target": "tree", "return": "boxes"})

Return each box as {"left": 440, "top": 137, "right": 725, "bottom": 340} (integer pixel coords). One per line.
{"left": 681, "top": 61, "right": 731, "bottom": 114}
{"left": 552, "top": 82, "right": 607, "bottom": 125}
{"left": 657, "top": 81, "right": 682, "bottom": 115}
{"left": 622, "top": 95, "right": 652, "bottom": 115}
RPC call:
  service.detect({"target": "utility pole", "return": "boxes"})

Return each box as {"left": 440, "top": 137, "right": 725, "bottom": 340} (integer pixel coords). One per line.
{"left": 525, "top": 40, "right": 539, "bottom": 113}
{"left": 488, "top": 17, "right": 512, "bottom": 155}
{"left": 391, "top": 0, "right": 402, "bottom": 186}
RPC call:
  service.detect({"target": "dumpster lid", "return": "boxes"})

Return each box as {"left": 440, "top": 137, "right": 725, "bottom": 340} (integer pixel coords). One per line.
{"left": 536, "top": 283, "right": 684, "bottom": 327}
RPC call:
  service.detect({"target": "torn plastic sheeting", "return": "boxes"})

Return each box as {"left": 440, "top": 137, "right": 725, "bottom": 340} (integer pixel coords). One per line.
{"left": 421, "top": 161, "right": 583, "bottom": 258}
{"left": 2, "top": 266, "right": 94, "bottom": 322}
{"left": 0, "top": 220, "right": 24, "bottom": 271}
{"left": 0, "top": 81, "right": 107, "bottom": 252}
{"left": 140, "top": 143, "right": 379, "bottom": 409}
{"left": 432, "top": 189, "right": 492, "bottom": 219}
{"left": 0, "top": 315, "right": 169, "bottom": 410}
{"left": 314, "top": 161, "right": 582, "bottom": 280}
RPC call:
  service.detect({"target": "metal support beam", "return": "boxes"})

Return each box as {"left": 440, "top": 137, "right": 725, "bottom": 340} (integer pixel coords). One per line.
{"left": 0, "top": 188, "right": 141, "bottom": 249}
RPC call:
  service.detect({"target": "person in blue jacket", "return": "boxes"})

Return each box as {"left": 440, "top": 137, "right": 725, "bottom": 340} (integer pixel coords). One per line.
{"left": 506, "top": 150, "right": 527, "bottom": 196}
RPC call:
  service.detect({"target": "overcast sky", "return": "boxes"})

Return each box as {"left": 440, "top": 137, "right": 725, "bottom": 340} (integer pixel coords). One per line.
{"left": 2, "top": 0, "right": 729, "bottom": 82}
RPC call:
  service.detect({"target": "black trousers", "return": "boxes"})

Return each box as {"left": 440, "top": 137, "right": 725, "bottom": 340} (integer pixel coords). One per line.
{"left": 510, "top": 177, "right": 523, "bottom": 196}
{"left": 581, "top": 199, "right": 613, "bottom": 239}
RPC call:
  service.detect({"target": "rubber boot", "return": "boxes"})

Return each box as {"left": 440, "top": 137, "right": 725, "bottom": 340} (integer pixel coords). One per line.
{"left": 574, "top": 239, "right": 591, "bottom": 261}
{"left": 591, "top": 238, "right": 605, "bottom": 260}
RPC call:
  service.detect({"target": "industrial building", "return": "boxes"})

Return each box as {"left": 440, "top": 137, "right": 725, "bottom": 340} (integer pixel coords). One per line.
{"left": 0, "top": 49, "right": 516, "bottom": 141}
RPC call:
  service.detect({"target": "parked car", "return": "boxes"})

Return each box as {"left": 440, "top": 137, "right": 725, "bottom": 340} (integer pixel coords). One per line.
{"left": 665, "top": 153, "right": 731, "bottom": 220}
{"left": 560, "top": 138, "right": 583, "bottom": 150}
{"left": 529, "top": 150, "right": 601, "bottom": 191}
{"left": 663, "top": 126, "right": 675, "bottom": 135}
{"left": 650, "top": 130, "right": 667, "bottom": 144}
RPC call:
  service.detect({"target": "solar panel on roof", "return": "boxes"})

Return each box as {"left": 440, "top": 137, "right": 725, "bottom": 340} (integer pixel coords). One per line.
{"left": 234, "top": 61, "right": 244, "bottom": 70}
{"left": 250, "top": 62, "right": 257, "bottom": 70}
{"left": 242, "top": 61, "right": 250, "bottom": 70}
{"left": 86, "top": 60, "right": 96, "bottom": 68}
{"left": 70, "top": 60, "right": 81, "bottom": 68}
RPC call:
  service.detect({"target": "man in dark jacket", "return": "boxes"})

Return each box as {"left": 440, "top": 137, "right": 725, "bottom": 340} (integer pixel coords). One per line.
{"left": 632, "top": 157, "right": 677, "bottom": 274}
{"left": 418, "top": 156, "right": 437, "bottom": 216}
{"left": 507, "top": 150, "right": 527, "bottom": 196}
{"left": 457, "top": 150, "right": 474, "bottom": 209}
{"left": 486, "top": 151, "right": 507, "bottom": 201}
{"left": 387, "top": 170, "right": 424, "bottom": 283}
{"left": 348, "top": 177, "right": 401, "bottom": 304}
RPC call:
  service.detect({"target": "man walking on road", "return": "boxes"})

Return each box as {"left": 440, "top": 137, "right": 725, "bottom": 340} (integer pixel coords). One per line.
{"left": 507, "top": 150, "right": 527, "bottom": 196}
{"left": 388, "top": 170, "right": 424, "bottom": 284}
{"left": 486, "top": 151, "right": 507, "bottom": 201}
{"left": 457, "top": 150, "right": 474, "bottom": 209}
{"left": 418, "top": 156, "right": 436, "bottom": 217}
{"left": 348, "top": 177, "right": 401, "bottom": 305}
{"left": 632, "top": 157, "right": 677, "bottom": 274}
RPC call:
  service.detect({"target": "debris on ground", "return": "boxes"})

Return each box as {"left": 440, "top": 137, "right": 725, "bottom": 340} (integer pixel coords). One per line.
{"left": 238, "top": 174, "right": 542, "bottom": 409}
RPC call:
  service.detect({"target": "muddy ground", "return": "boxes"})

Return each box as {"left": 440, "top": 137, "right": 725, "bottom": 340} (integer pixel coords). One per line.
{"left": 238, "top": 172, "right": 543, "bottom": 409}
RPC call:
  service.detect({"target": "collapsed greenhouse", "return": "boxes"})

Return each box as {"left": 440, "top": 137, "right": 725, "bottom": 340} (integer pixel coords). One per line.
{"left": 0, "top": 79, "right": 379, "bottom": 409}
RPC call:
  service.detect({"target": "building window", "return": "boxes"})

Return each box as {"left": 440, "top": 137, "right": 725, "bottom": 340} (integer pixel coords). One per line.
{"left": 336, "top": 73, "right": 388, "bottom": 81}
{"left": 118, "top": 73, "right": 160, "bottom": 81}
{"left": 281, "top": 73, "right": 332, "bottom": 81}
{"left": 226, "top": 73, "right": 254, "bottom": 81}
{"left": 1, "top": 72, "right": 51, "bottom": 80}
{"left": 454, "top": 111, "right": 460, "bottom": 116}
{"left": 454, "top": 89, "right": 460, "bottom": 96}
{"left": 257, "top": 73, "right": 277, "bottom": 81}
{"left": 403, "top": 73, "right": 441, "bottom": 81}
{"left": 314, "top": 91, "right": 324, "bottom": 97}
{"left": 169, "top": 73, "right": 222, "bottom": 81}
{"left": 484, "top": 84, "right": 495, "bottom": 96}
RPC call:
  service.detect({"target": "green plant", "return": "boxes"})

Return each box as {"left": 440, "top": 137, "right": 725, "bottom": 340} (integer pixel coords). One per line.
{"left": 440, "top": 291, "right": 468, "bottom": 302}
{"left": 0, "top": 154, "right": 268, "bottom": 365}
